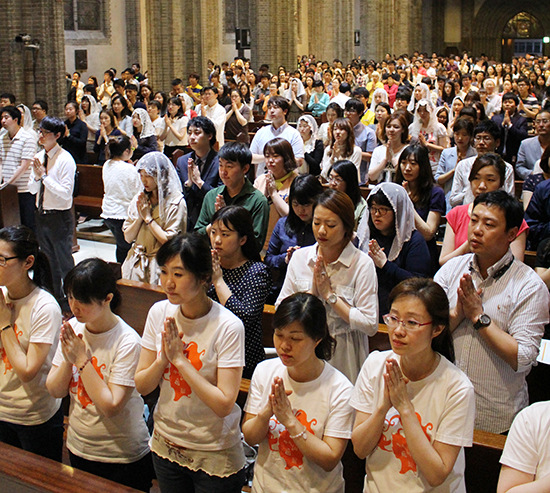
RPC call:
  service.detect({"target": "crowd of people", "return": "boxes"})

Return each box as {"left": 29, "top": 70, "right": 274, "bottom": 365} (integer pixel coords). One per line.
{"left": 1, "top": 49, "right": 550, "bottom": 492}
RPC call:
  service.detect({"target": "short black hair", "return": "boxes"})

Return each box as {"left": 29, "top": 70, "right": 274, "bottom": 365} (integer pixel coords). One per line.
{"left": 473, "top": 190, "right": 523, "bottom": 231}
{"left": 33, "top": 100, "right": 48, "bottom": 112}
{"left": 40, "top": 116, "right": 65, "bottom": 140}
{"left": 113, "top": 79, "right": 126, "bottom": 89}
{"left": 0, "top": 93, "right": 15, "bottom": 104}
{"left": 201, "top": 86, "right": 218, "bottom": 96}
{"left": 340, "top": 82, "right": 351, "bottom": 93}
{"left": 125, "top": 83, "right": 138, "bottom": 92}
{"left": 501, "top": 92, "right": 519, "bottom": 105}
{"left": 187, "top": 116, "right": 216, "bottom": 147}
{"left": 171, "top": 78, "right": 183, "bottom": 87}
{"left": 218, "top": 142, "right": 252, "bottom": 168}
{"left": 351, "top": 87, "right": 369, "bottom": 99}
{"left": 344, "top": 98, "right": 365, "bottom": 115}
{"left": 157, "top": 234, "right": 212, "bottom": 284}
{"left": 267, "top": 95, "right": 290, "bottom": 114}
{"left": 473, "top": 119, "right": 500, "bottom": 140}
{"left": 1, "top": 105, "right": 22, "bottom": 125}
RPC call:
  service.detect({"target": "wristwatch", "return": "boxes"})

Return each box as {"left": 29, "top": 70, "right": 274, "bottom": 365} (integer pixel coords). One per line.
{"left": 326, "top": 292, "right": 338, "bottom": 305}
{"left": 473, "top": 313, "right": 491, "bottom": 330}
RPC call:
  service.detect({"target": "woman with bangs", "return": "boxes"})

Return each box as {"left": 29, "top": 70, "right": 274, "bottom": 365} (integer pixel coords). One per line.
{"left": 265, "top": 175, "right": 324, "bottom": 302}
{"left": 440, "top": 153, "right": 528, "bottom": 266}
{"left": 396, "top": 143, "right": 445, "bottom": 274}
{"left": 320, "top": 118, "right": 362, "bottom": 182}
{"left": 160, "top": 97, "right": 189, "bottom": 158}
{"left": 254, "top": 138, "right": 299, "bottom": 249}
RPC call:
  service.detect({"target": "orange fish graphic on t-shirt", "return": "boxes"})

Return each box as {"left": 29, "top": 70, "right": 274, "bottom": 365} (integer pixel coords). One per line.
{"left": 69, "top": 356, "right": 106, "bottom": 408}
{"left": 163, "top": 341, "right": 205, "bottom": 401}
{"left": 268, "top": 409, "right": 317, "bottom": 469}
{"left": 0, "top": 324, "right": 23, "bottom": 374}
{"left": 378, "top": 412, "right": 434, "bottom": 474}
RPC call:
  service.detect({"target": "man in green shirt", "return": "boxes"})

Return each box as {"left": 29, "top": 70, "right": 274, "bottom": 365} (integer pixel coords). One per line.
{"left": 195, "top": 142, "right": 269, "bottom": 248}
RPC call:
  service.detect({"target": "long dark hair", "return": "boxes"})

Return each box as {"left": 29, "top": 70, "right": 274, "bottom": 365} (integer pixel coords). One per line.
{"left": 273, "top": 292, "right": 336, "bottom": 360}
{"left": 395, "top": 142, "right": 434, "bottom": 210}
{"left": 64, "top": 258, "right": 121, "bottom": 310}
{"left": 388, "top": 278, "right": 455, "bottom": 362}
{"left": 329, "top": 160, "right": 361, "bottom": 207}
{"left": 0, "top": 226, "right": 54, "bottom": 295}
{"left": 111, "top": 94, "right": 132, "bottom": 119}
{"left": 211, "top": 206, "right": 260, "bottom": 261}
{"left": 285, "top": 175, "right": 324, "bottom": 236}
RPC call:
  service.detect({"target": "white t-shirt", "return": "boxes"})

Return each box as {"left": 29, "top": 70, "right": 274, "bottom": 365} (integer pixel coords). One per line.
{"left": 0, "top": 287, "right": 61, "bottom": 425}
{"left": 350, "top": 350, "right": 475, "bottom": 493}
{"left": 101, "top": 159, "right": 142, "bottom": 220}
{"left": 245, "top": 358, "right": 354, "bottom": 493}
{"left": 320, "top": 145, "right": 363, "bottom": 182}
{"left": 500, "top": 401, "right": 550, "bottom": 480}
{"left": 164, "top": 115, "right": 189, "bottom": 147}
{"left": 51, "top": 316, "right": 150, "bottom": 463}
{"left": 141, "top": 300, "right": 245, "bottom": 450}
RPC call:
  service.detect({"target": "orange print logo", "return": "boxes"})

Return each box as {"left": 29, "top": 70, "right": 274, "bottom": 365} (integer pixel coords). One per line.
{"left": 268, "top": 409, "right": 317, "bottom": 469}
{"left": 162, "top": 341, "right": 205, "bottom": 401}
{"left": 378, "top": 412, "right": 433, "bottom": 475}
{"left": 69, "top": 357, "right": 106, "bottom": 408}
{"left": 0, "top": 324, "right": 23, "bottom": 374}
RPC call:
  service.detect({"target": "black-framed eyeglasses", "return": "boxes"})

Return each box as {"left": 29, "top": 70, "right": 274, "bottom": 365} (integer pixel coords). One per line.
{"left": 0, "top": 255, "right": 18, "bottom": 267}
{"left": 369, "top": 206, "right": 393, "bottom": 217}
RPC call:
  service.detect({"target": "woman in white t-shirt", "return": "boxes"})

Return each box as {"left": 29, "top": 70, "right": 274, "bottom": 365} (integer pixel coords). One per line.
{"left": 350, "top": 278, "right": 475, "bottom": 492}
{"left": 243, "top": 292, "right": 354, "bottom": 493}
{"left": 320, "top": 118, "right": 362, "bottom": 182}
{"left": 0, "top": 226, "right": 63, "bottom": 462}
{"left": 160, "top": 97, "right": 189, "bottom": 159}
{"left": 135, "top": 233, "right": 247, "bottom": 492}
{"left": 46, "top": 258, "right": 153, "bottom": 491}
{"left": 101, "top": 135, "right": 142, "bottom": 263}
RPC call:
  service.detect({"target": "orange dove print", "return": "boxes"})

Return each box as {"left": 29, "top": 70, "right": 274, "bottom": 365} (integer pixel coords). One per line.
{"left": 0, "top": 324, "right": 23, "bottom": 374}
{"left": 163, "top": 341, "right": 205, "bottom": 401}
{"left": 268, "top": 409, "right": 317, "bottom": 469}
{"left": 69, "top": 357, "right": 106, "bottom": 408}
{"left": 378, "top": 412, "right": 434, "bottom": 474}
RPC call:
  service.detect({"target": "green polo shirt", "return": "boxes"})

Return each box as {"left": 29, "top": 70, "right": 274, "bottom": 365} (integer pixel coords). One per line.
{"left": 194, "top": 178, "right": 270, "bottom": 248}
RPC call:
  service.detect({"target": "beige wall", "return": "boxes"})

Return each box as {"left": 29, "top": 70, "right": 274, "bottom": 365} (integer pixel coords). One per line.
{"left": 445, "top": 1, "right": 462, "bottom": 44}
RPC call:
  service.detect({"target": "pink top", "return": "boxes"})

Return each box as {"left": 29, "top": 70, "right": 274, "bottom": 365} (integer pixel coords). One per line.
{"left": 447, "top": 204, "right": 529, "bottom": 248}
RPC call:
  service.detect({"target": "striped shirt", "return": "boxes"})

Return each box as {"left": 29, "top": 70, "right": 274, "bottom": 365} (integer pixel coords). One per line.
{"left": 0, "top": 128, "right": 37, "bottom": 192}
{"left": 434, "top": 250, "right": 550, "bottom": 433}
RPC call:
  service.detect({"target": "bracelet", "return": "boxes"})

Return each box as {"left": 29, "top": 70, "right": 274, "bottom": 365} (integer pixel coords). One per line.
{"left": 0, "top": 324, "right": 12, "bottom": 332}
{"left": 289, "top": 426, "right": 308, "bottom": 441}
{"left": 78, "top": 357, "right": 91, "bottom": 373}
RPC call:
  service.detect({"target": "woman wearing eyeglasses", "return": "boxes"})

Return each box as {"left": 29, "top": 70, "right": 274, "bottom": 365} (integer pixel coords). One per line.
{"left": 357, "top": 183, "right": 431, "bottom": 321}
{"left": 351, "top": 278, "right": 475, "bottom": 492}
{"left": 0, "top": 226, "right": 63, "bottom": 462}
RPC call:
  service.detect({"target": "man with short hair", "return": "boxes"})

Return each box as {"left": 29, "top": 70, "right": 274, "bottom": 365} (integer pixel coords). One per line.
{"left": 194, "top": 142, "right": 269, "bottom": 247}
{"left": 517, "top": 77, "right": 540, "bottom": 134}
{"left": 344, "top": 98, "right": 375, "bottom": 183}
{"left": 121, "top": 67, "right": 139, "bottom": 86}
{"left": 253, "top": 75, "right": 270, "bottom": 113}
{"left": 458, "top": 73, "right": 477, "bottom": 99}
{"left": 186, "top": 73, "right": 203, "bottom": 106}
{"left": 32, "top": 100, "right": 48, "bottom": 132}
{"left": 491, "top": 92, "right": 528, "bottom": 165}
{"left": 250, "top": 96, "right": 304, "bottom": 176}
{"left": 72, "top": 72, "right": 84, "bottom": 91}
{"left": 124, "top": 84, "right": 146, "bottom": 111}
{"left": 132, "top": 63, "right": 145, "bottom": 83}
{"left": 113, "top": 79, "right": 126, "bottom": 96}
{"left": 435, "top": 190, "right": 549, "bottom": 433}
{"left": 515, "top": 109, "right": 550, "bottom": 179}
{"left": 197, "top": 86, "right": 226, "bottom": 149}
{"left": 28, "top": 117, "right": 76, "bottom": 309}
{"left": 175, "top": 116, "right": 221, "bottom": 231}
{"left": 0, "top": 93, "right": 16, "bottom": 108}
{"left": 450, "top": 120, "right": 515, "bottom": 207}
{"left": 0, "top": 106, "right": 38, "bottom": 230}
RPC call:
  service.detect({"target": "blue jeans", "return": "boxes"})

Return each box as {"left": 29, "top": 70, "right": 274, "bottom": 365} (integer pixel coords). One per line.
{"left": 0, "top": 405, "right": 63, "bottom": 462}
{"left": 152, "top": 452, "right": 246, "bottom": 493}
{"left": 104, "top": 218, "right": 132, "bottom": 264}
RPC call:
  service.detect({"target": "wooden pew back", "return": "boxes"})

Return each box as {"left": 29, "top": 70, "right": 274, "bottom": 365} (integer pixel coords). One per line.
{"left": 73, "top": 164, "right": 103, "bottom": 217}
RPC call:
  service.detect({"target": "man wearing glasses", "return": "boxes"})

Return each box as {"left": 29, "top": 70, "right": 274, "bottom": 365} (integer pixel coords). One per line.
{"left": 28, "top": 117, "right": 75, "bottom": 311}
{"left": 449, "top": 120, "right": 515, "bottom": 207}
{"left": 435, "top": 190, "right": 549, "bottom": 433}
{"left": 515, "top": 109, "right": 550, "bottom": 180}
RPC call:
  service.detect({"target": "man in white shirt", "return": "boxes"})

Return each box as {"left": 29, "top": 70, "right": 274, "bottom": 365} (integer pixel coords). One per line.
{"left": 250, "top": 96, "right": 304, "bottom": 176}
{"left": 197, "top": 86, "right": 226, "bottom": 150}
{"left": 29, "top": 117, "right": 76, "bottom": 309}
{"left": 0, "top": 106, "right": 37, "bottom": 230}
{"left": 435, "top": 191, "right": 549, "bottom": 433}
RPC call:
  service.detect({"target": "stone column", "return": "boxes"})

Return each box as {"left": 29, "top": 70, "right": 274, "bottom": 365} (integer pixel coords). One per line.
{"left": 0, "top": 0, "right": 66, "bottom": 115}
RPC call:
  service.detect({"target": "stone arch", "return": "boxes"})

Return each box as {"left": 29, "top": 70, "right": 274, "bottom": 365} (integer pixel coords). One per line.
{"left": 472, "top": 0, "right": 550, "bottom": 58}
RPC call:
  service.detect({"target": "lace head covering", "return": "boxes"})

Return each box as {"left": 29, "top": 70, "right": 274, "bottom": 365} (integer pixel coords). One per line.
{"left": 369, "top": 88, "right": 389, "bottom": 113}
{"left": 409, "top": 98, "right": 438, "bottom": 138}
{"left": 407, "top": 82, "right": 430, "bottom": 112}
{"left": 285, "top": 78, "right": 306, "bottom": 99}
{"left": 16, "top": 104, "right": 33, "bottom": 132}
{"left": 297, "top": 115, "right": 318, "bottom": 153}
{"left": 448, "top": 96, "right": 464, "bottom": 125}
{"left": 132, "top": 108, "right": 156, "bottom": 139}
{"left": 356, "top": 182, "right": 416, "bottom": 261}
{"left": 135, "top": 151, "right": 183, "bottom": 223}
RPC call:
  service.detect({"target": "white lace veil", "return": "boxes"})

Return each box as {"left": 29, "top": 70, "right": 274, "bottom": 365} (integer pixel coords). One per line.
{"left": 135, "top": 151, "right": 183, "bottom": 223}
{"left": 407, "top": 82, "right": 430, "bottom": 112}
{"left": 297, "top": 115, "right": 318, "bottom": 153}
{"left": 409, "top": 98, "right": 439, "bottom": 138}
{"left": 132, "top": 108, "right": 156, "bottom": 139}
{"left": 369, "top": 88, "right": 389, "bottom": 113}
{"left": 356, "top": 182, "right": 416, "bottom": 261}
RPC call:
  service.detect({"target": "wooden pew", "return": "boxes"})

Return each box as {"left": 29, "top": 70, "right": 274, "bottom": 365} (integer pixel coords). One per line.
{"left": 465, "top": 430, "right": 506, "bottom": 493}
{"left": 73, "top": 164, "right": 103, "bottom": 217}
{"left": 0, "top": 184, "right": 21, "bottom": 228}
{"left": 0, "top": 441, "right": 141, "bottom": 492}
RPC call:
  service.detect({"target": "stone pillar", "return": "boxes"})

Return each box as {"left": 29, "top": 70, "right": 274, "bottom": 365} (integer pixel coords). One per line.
{"left": 461, "top": 0, "right": 475, "bottom": 52}
{"left": 250, "top": 0, "right": 297, "bottom": 72}
{"left": 0, "top": 0, "right": 66, "bottom": 115}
